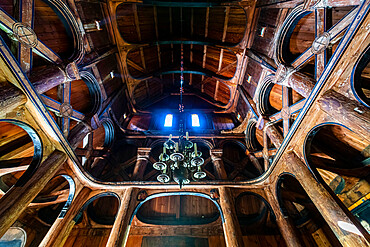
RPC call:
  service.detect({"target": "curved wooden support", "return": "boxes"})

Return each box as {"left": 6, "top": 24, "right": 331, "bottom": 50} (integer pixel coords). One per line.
{"left": 318, "top": 90, "right": 370, "bottom": 141}
{"left": 219, "top": 187, "right": 245, "bottom": 247}
{"left": 106, "top": 188, "right": 138, "bottom": 247}
{"left": 0, "top": 150, "right": 67, "bottom": 238}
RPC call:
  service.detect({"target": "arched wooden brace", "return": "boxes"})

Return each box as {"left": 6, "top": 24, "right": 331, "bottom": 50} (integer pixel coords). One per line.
{"left": 218, "top": 187, "right": 245, "bottom": 247}
{"left": 39, "top": 187, "right": 91, "bottom": 247}
{"left": 274, "top": 64, "right": 316, "bottom": 99}
{"left": 264, "top": 186, "right": 304, "bottom": 247}
{"left": 210, "top": 149, "right": 227, "bottom": 180}
{"left": 0, "top": 150, "right": 67, "bottom": 238}
{"left": 287, "top": 152, "right": 370, "bottom": 246}
{"left": 0, "top": 83, "right": 27, "bottom": 115}
{"left": 106, "top": 188, "right": 138, "bottom": 247}
{"left": 318, "top": 90, "right": 370, "bottom": 141}
{"left": 132, "top": 148, "right": 151, "bottom": 180}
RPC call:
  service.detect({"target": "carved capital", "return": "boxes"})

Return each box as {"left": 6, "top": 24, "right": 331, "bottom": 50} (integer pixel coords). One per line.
{"left": 210, "top": 149, "right": 223, "bottom": 161}
{"left": 274, "top": 65, "right": 296, "bottom": 87}
{"left": 137, "top": 147, "right": 151, "bottom": 160}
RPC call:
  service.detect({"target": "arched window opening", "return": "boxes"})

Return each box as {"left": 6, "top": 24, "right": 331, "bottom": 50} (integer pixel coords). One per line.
{"left": 305, "top": 124, "right": 370, "bottom": 233}
{"left": 0, "top": 121, "right": 42, "bottom": 187}
{"left": 136, "top": 195, "right": 219, "bottom": 225}
{"left": 0, "top": 227, "right": 27, "bottom": 247}
{"left": 5, "top": 175, "right": 74, "bottom": 246}
{"left": 353, "top": 44, "right": 370, "bottom": 107}
{"left": 63, "top": 193, "right": 119, "bottom": 246}
{"left": 277, "top": 174, "right": 342, "bottom": 246}
{"left": 127, "top": 192, "right": 225, "bottom": 246}
{"left": 87, "top": 196, "right": 119, "bottom": 225}
{"left": 235, "top": 192, "right": 285, "bottom": 245}
{"left": 223, "top": 141, "right": 262, "bottom": 180}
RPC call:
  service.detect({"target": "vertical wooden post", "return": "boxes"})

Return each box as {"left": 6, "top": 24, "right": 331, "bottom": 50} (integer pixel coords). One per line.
{"left": 247, "top": 152, "right": 264, "bottom": 174}
{"left": 106, "top": 188, "right": 138, "bottom": 247}
{"left": 132, "top": 148, "right": 151, "bottom": 180}
{"left": 219, "top": 187, "right": 245, "bottom": 247}
{"left": 264, "top": 187, "right": 304, "bottom": 247}
{"left": 287, "top": 152, "right": 370, "bottom": 246}
{"left": 39, "top": 187, "right": 91, "bottom": 247}
{"left": 210, "top": 149, "right": 228, "bottom": 180}
{"left": 318, "top": 90, "right": 370, "bottom": 141}
{"left": 0, "top": 150, "right": 67, "bottom": 238}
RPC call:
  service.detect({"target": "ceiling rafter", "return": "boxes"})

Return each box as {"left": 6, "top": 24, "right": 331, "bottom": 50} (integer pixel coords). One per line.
{"left": 201, "top": 7, "right": 210, "bottom": 93}
{"left": 215, "top": 6, "right": 230, "bottom": 101}
{"left": 189, "top": 8, "right": 194, "bottom": 86}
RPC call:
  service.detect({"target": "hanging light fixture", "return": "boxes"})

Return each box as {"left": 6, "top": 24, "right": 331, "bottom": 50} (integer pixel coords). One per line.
{"left": 152, "top": 44, "right": 206, "bottom": 188}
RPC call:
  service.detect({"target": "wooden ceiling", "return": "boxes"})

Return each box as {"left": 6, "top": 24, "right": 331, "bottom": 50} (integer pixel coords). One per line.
{"left": 115, "top": 3, "right": 248, "bottom": 111}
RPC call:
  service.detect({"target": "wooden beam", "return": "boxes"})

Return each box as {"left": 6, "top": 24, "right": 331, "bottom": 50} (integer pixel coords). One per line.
{"left": 202, "top": 7, "right": 210, "bottom": 84}
{"left": 265, "top": 123, "right": 284, "bottom": 149}
{"left": 39, "top": 188, "right": 91, "bottom": 247}
{"left": 219, "top": 187, "right": 244, "bottom": 247}
{"left": 30, "top": 65, "right": 67, "bottom": 94}
{"left": 16, "top": 0, "right": 35, "bottom": 74}
{"left": 132, "top": 147, "right": 151, "bottom": 180}
{"left": 315, "top": 8, "right": 327, "bottom": 80}
{"left": 210, "top": 149, "right": 227, "bottom": 180}
{"left": 264, "top": 186, "right": 304, "bottom": 246}
{"left": 288, "top": 152, "right": 370, "bottom": 246}
{"left": 0, "top": 82, "right": 27, "bottom": 116}
{"left": 106, "top": 188, "right": 138, "bottom": 247}
{"left": 0, "top": 150, "right": 67, "bottom": 238}
{"left": 318, "top": 90, "right": 370, "bottom": 141}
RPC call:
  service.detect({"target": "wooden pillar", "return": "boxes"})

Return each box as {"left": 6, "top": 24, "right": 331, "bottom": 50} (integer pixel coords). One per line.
{"left": 246, "top": 151, "right": 264, "bottom": 174}
{"left": 219, "top": 187, "right": 245, "bottom": 247}
{"left": 264, "top": 123, "right": 284, "bottom": 150}
{"left": 288, "top": 152, "right": 370, "bottom": 246}
{"left": 318, "top": 90, "right": 370, "bottom": 141}
{"left": 0, "top": 150, "right": 67, "bottom": 238}
{"left": 67, "top": 122, "right": 91, "bottom": 149}
{"left": 0, "top": 83, "right": 27, "bottom": 115}
{"left": 132, "top": 148, "right": 151, "bottom": 180}
{"left": 30, "top": 65, "right": 67, "bottom": 94}
{"left": 275, "top": 65, "right": 315, "bottom": 98}
{"left": 210, "top": 149, "right": 227, "bottom": 180}
{"left": 106, "top": 188, "right": 138, "bottom": 247}
{"left": 264, "top": 187, "right": 304, "bottom": 247}
{"left": 39, "top": 187, "right": 91, "bottom": 247}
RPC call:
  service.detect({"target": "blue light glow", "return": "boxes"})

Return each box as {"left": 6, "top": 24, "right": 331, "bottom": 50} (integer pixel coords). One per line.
{"left": 191, "top": 114, "right": 200, "bottom": 127}
{"left": 164, "top": 114, "right": 173, "bottom": 127}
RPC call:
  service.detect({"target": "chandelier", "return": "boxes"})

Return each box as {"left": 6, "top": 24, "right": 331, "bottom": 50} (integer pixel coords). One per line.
{"left": 152, "top": 44, "right": 206, "bottom": 188}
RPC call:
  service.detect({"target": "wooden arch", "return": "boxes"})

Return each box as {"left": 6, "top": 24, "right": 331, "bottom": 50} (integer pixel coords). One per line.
{"left": 0, "top": 119, "right": 43, "bottom": 187}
